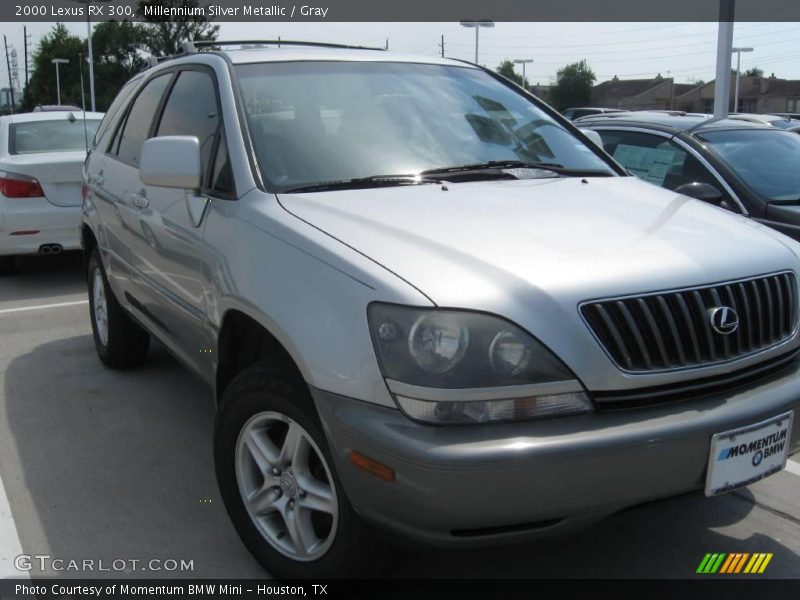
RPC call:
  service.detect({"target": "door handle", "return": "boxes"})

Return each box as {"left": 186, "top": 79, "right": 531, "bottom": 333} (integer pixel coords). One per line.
{"left": 93, "top": 172, "right": 105, "bottom": 186}
{"left": 131, "top": 192, "right": 149, "bottom": 209}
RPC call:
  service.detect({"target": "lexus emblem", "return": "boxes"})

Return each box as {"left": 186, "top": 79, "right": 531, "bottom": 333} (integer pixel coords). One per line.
{"left": 708, "top": 306, "right": 739, "bottom": 335}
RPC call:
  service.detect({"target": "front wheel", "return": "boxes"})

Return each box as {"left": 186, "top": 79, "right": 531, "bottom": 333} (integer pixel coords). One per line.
{"left": 215, "top": 363, "right": 391, "bottom": 579}
{"left": 87, "top": 248, "right": 150, "bottom": 368}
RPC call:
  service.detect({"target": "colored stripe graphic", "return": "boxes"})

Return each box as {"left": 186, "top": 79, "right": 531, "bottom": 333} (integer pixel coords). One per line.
{"left": 698, "top": 553, "right": 773, "bottom": 574}
{"left": 758, "top": 554, "right": 773, "bottom": 573}
{"left": 701, "top": 553, "right": 725, "bottom": 573}
{"left": 733, "top": 553, "right": 749, "bottom": 573}
{"left": 719, "top": 554, "right": 736, "bottom": 573}
{"left": 697, "top": 553, "right": 714, "bottom": 573}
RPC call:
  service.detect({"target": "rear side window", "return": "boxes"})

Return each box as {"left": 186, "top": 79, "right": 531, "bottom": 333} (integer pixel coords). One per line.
{"left": 94, "top": 77, "right": 140, "bottom": 150}
{"left": 9, "top": 119, "right": 102, "bottom": 154}
{"left": 114, "top": 73, "right": 171, "bottom": 166}
{"left": 156, "top": 69, "right": 220, "bottom": 178}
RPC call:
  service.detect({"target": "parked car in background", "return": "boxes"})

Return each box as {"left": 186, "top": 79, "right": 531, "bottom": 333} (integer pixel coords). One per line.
{"left": 769, "top": 112, "right": 800, "bottom": 120}
{"left": 728, "top": 112, "right": 800, "bottom": 129}
{"left": 561, "top": 107, "right": 627, "bottom": 120}
{"left": 82, "top": 43, "right": 800, "bottom": 579}
{"left": 579, "top": 111, "right": 800, "bottom": 240}
{"left": 33, "top": 104, "right": 83, "bottom": 112}
{"left": 0, "top": 110, "right": 103, "bottom": 274}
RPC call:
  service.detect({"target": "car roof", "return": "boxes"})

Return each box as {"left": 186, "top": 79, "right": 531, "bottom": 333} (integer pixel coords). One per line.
{"left": 728, "top": 113, "right": 781, "bottom": 122}
{"left": 3, "top": 111, "right": 105, "bottom": 123}
{"left": 566, "top": 107, "right": 626, "bottom": 111}
{"left": 221, "top": 46, "right": 471, "bottom": 67}
{"left": 575, "top": 111, "right": 770, "bottom": 132}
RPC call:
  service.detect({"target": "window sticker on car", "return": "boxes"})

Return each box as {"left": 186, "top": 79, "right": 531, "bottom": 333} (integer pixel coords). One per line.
{"left": 613, "top": 144, "right": 684, "bottom": 186}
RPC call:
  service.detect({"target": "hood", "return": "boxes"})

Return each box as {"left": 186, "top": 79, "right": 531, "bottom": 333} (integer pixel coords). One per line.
{"left": 277, "top": 176, "right": 800, "bottom": 390}
{"left": 278, "top": 176, "right": 799, "bottom": 308}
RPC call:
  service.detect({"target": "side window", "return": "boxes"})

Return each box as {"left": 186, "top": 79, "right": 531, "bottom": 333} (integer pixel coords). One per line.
{"left": 95, "top": 77, "right": 140, "bottom": 151}
{"left": 114, "top": 73, "right": 171, "bottom": 166}
{"left": 598, "top": 129, "right": 738, "bottom": 211}
{"left": 156, "top": 70, "right": 220, "bottom": 181}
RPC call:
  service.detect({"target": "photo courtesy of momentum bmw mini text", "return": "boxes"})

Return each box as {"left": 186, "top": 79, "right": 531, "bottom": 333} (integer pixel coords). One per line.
{"left": 0, "top": 0, "right": 799, "bottom": 597}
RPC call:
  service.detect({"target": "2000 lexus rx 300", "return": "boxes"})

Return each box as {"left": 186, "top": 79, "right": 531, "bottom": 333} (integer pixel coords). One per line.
{"left": 81, "top": 42, "right": 800, "bottom": 578}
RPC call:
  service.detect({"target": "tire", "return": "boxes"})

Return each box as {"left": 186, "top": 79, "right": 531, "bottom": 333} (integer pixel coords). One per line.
{"left": 87, "top": 247, "right": 150, "bottom": 369}
{"left": 0, "top": 255, "right": 14, "bottom": 275}
{"left": 215, "top": 363, "right": 391, "bottom": 579}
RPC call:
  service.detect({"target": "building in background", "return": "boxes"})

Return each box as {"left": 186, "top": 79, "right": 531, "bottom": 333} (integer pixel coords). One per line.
{"left": 676, "top": 75, "right": 800, "bottom": 114}
{"left": 529, "top": 83, "right": 551, "bottom": 104}
{"left": 590, "top": 75, "right": 697, "bottom": 111}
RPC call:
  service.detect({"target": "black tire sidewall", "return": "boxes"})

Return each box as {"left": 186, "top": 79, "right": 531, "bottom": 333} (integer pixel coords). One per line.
{"left": 86, "top": 247, "right": 149, "bottom": 368}
{"left": 215, "top": 367, "right": 382, "bottom": 579}
{"left": 87, "top": 250, "right": 111, "bottom": 359}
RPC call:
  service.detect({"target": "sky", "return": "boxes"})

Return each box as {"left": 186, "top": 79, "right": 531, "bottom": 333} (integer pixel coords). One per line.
{"left": 2, "top": 21, "right": 799, "bottom": 86}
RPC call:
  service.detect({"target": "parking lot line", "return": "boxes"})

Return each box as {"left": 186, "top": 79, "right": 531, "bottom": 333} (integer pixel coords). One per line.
{"left": 786, "top": 459, "right": 800, "bottom": 477}
{"left": 0, "top": 299, "right": 88, "bottom": 315}
{"left": 0, "top": 471, "right": 26, "bottom": 579}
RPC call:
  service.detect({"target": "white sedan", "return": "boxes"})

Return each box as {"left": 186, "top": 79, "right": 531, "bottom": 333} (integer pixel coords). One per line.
{"left": 0, "top": 110, "right": 103, "bottom": 274}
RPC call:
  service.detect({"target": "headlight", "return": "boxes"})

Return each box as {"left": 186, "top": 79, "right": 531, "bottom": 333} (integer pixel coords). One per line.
{"left": 368, "top": 303, "right": 593, "bottom": 424}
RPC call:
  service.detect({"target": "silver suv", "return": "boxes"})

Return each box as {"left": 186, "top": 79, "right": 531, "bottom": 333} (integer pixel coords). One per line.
{"left": 82, "top": 41, "right": 800, "bottom": 578}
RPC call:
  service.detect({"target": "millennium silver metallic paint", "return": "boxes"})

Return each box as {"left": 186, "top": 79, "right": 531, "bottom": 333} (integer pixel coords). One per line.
{"left": 81, "top": 48, "right": 800, "bottom": 547}
{"left": 278, "top": 177, "right": 800, "bottom": 393}
{"left": 139, "top": 136, "right": 203, "bottom": 190}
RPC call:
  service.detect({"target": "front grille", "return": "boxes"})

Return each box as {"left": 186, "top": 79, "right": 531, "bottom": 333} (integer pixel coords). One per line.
{"left": 593, "top": 348, "right": 800, "bottom": 409}
{"left": 581, "top": 272, "right": 798, "bottom": 372}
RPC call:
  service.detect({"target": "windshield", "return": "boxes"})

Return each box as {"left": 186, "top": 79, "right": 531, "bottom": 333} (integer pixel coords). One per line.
{"left": 697, "top": 129, "right": 800, "bottom": 201}
{"left": 9, "top": 119, "right": 101, "bottom": 155}
{"left": 236, "top": 61, "right": 614, "bottom": 191}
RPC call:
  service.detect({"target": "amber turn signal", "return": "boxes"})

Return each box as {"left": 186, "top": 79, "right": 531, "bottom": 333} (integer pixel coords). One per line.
{"left": 348, "top": 450, "right": 395, "bottom": 482}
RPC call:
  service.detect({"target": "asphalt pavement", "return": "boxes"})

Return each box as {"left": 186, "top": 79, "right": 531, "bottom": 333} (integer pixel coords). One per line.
{"left": 0, "top": 253, "right": 798, "bottom": 579}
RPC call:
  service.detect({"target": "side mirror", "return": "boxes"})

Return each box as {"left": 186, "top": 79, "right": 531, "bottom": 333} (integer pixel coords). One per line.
{"left": 580, "top": 128, "right": 603, "bottom": 147}
{"left": 140, "top": 136, "right": 202, "bottom": 190}
{"left": 673, "top": 182, "right": 724, "bottom": 205}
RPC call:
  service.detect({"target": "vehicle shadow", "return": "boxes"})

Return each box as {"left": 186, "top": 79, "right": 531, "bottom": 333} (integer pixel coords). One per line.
{"left": 1, "top": 334, "right": 265, "bottom": 579}
{"left": 2, "top": 335, "right": 798, "bottom": 579}
{"left": 385, "top": 485, "right": 800, "bottom": 578}
{"left": 0, "top": 252, "right": 86, "bottom": 303}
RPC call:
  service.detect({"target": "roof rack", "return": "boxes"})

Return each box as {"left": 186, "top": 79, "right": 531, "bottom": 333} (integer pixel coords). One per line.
{"left": 182, "top": 39, "right": 387, "bottom": 53}
{"left": 142, "top": 39, "right": 386, "bottom": 72}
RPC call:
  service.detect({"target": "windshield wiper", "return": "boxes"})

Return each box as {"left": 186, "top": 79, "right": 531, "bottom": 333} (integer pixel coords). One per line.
{"left": 420, "top": 160, "right": 612, "bottom": 177}
{"left": 282, "top": 174, "right": 444, "bottom": 194}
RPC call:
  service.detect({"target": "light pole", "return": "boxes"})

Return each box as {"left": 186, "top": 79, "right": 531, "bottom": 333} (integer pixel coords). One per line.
{"left": 459, "top": 20, "right": 494, "bottom": 65}
{"left": 513, "top": 58, "right": 533, "bottom": 90}
{"left": 52, "top": 58, "right": 69, "bottom": 105}
{"left": 731, "top": 46, "right": 754, "bottom": 113}
{"left": 74, "top": 0, "right": 112, "bottom": 112}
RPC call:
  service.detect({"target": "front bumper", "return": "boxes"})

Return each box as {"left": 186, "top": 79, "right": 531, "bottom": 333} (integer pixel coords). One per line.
{"left": 312, "top": 360, "right": 800, "bottom": 546}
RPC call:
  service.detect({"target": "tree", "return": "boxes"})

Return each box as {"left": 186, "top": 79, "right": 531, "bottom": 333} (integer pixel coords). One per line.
{"left": 549, "top": 59, "right": 596, "bottom": 111}
{"left": 23, "top": 21, "right": 149, "bottom": 112}
{"left": 23, "top": 24, "right": 84, "bottom": 110}
{"left": 90, "top": 21, "right": 148, "bottom": 110}
{"left": 496, "top": 60, "right": 524, "bottom": 87}
{"left": 137, "top": 0, "right": 219, "bottom": 56}
{"left": 744, "top": 66, "right": 764, "bottom": 78}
